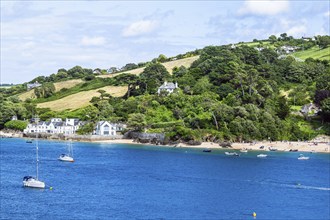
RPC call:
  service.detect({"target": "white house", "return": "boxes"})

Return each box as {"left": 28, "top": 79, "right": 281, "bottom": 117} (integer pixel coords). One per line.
{"left": 94, "top": 121, "right": 126, "bottom": 136}
{"left": 157, "top": 81, "right": 178, "bottom": 95}
{"left": 27, "top": 81, "right": 42, "bottom": 90}
{"left": 24, "top": 118, "right": 83, "bottom": 134}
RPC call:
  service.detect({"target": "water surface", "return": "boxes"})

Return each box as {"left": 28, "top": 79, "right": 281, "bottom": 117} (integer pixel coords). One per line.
{"left": 1, "top": 138, "right": 329, "bottom": 219}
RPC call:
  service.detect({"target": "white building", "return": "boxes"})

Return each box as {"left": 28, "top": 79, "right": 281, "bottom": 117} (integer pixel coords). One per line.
{"left": 24, "top": 118, "right": 83, "bottom": 135}
{"left": 157, "top": 81, "right": 178, "bottom": 95}
{"left": 94, "top": 121, "right": 126, "bottom": 136}
{"left": 27, "top": 81, "right": 42, "bottom": 90}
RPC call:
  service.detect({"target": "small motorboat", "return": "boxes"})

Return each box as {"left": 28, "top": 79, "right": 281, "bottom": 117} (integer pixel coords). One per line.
{"left": 289, "top": 149, "right": 298, "bottom": 152}
{"left": 225, "top": 152, "right": 240, "bottom": 156}
{"left": 257, "top": 154, "right": 268, "bottom": 158}
{"left": 240, "top": 149, "right": 248, "bottom": 153}
{"left": 298, "top": 154, "right": 309, "bottom": 160}
{"left": 269, "top": 147, "right": 277, "bottom": 151}
{"left": 203, "top": 149, "right": 212, "bottom": 152}
{"left": 23, "top": 176, "right": 45, "bottom": 189}
{"left": 58, "top": 154, "right": 74, "bottom": 162}
{"left": 26, "top": 140, "right": 33, "bottom": 143}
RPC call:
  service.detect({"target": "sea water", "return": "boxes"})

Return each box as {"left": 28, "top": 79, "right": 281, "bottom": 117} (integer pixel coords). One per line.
{"left": 1, "top": 138, "right": 329, "bottom": 219}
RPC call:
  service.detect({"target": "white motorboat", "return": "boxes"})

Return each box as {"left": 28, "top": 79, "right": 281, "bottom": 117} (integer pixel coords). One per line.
{"left": 298, "top": 154, "right": 309, "bottom": 160}
{"left": 59, "top": 141, "right": 74, "bottom": 162}
{"left": 257, "top": 154, "right": 268, "bottom": 158}
{"left": 240, "top": 149, "right": 248, "bottom": 153}
{"left": 225, "top": 152, "right": 240, "bottom": 156}
{"left": 23, "top": 132, "right": 45, "bottom": 189}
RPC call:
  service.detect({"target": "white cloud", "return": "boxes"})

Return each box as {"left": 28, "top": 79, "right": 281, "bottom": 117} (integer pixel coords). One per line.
{"left": 238, "top": 0, "right": 289, "bottom": 16}
{"left": 80, "top": 36, "right": 106, "bottom": 46}
{"left": 324, "top": 11, "right": 330, "bottom": 17}
{"left": 122, "top": 20, "right": 158, "bottom": 37}
{"left": 286, "top": 25, "right": 307, "bottom": 36}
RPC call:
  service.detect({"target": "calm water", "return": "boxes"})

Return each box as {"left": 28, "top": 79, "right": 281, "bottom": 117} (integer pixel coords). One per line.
{"left": 1, "top": 138, "right": 329, "bottom": 219}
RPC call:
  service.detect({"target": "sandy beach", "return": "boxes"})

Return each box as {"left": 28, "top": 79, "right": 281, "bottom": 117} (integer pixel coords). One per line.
{"left": 2, "top": 130, "right": 329, "bottom": 153}
{"left": 95, "top": 138, "right": 330, "bottom": 153}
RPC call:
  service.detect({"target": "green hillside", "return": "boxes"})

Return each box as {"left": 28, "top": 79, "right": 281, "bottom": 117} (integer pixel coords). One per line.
{"left": 293, "top": 46, "right": 330, "bottom": 61}
{"left": 1, "top": 35, "right": 329, "bottom": 141}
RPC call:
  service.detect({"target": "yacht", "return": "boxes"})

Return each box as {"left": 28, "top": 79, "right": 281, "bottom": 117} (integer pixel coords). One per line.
{"left": 257, "top": 154, "right": 268, "bottom": 158}
{"left": 58, "top": 141, "right": 74, "bottom": 162}
{"left": 23, "top": 133, "right": 45, "bottom": 189}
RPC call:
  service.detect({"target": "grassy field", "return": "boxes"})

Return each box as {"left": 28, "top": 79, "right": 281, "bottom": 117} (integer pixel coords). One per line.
{"left": 37, "top": 85, "right": 127, "bottom": 111}
{"left": 293, "top": 46, "right": 330, "bottom": 61}
{"left": 98, "top": 56, "right": 199, "bottom": 78}
{"left": 18, "top": 79, "right": 84, "bottom": 101}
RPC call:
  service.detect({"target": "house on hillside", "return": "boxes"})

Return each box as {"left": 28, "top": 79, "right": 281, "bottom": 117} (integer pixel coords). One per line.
{"left": 94, "top": 121, "right": 127, "bottom": 136}
{"left": 300, "top": 103, "right": 320, "bottom": 117}
{"left": 24, "top": 118, "right": 83, "bottom": 134}
{"left": 277, "top": 46, "right": 300, "bottom": 54}
{"left": 93, "top": 69, "right": 102, "bottom": 75}
{"left": 157, "top": 81, "right": 178, "bottom": 95}
{"left": 27, "top": 81, "right": 41, "bottom": 90}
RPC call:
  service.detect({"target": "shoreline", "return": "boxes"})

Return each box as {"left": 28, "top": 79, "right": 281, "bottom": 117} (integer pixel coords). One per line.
{"left": 1, "top": 130, "right": 329, "bottom": 153}
{"left": 95, "top": 139, "right": 330, "bottom": 153}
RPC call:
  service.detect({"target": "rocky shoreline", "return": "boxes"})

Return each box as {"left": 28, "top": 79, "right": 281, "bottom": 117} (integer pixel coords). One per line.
{"left": 1, "top": 130, "right": 329, "bottom": 153}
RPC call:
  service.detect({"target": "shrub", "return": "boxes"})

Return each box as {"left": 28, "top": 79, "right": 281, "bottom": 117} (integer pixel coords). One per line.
{"left": 4, "top": 120, "right": 28, "bottom": 131}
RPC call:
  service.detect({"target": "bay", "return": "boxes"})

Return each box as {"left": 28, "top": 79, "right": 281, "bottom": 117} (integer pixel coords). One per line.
{"left": 1, "top": 138, "right": 329, "bottom": 219}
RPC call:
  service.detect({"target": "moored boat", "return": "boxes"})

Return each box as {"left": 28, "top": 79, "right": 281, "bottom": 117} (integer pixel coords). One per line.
{"left": 225, "top": 152, "right": 240, "bottom": 156}
{"left": 23, "top": 132, "right": 45, "bottom": 189}
{"left": 59, "top": 141, "right": 74, "bottom": 162}
{"left": 257, "top": 154, "right": 267, "bottom": 158}
{"left": 58, "top": 154, "right": 74, "bottom": 162}
{"left": 298, "top": 154, "right": 309, "bottom": 160}
{"left": 23, "top": 176, "right": 45, "bottom": 188}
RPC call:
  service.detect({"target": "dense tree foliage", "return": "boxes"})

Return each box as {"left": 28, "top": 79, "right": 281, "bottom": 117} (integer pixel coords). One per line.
{"left": 4, "top": 120, "right": 28, "bottom": 131}
{"left": 1, "top": 36, "right": 329, "bottom": 140}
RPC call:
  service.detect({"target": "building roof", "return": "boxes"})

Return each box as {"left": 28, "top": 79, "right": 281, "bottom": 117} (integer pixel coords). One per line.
{"left": 159, "top": 82, "right": 177, "bottom": 90}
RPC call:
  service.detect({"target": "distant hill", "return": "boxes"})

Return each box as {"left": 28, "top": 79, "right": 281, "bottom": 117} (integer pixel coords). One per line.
{"left": 18, "top": 79, "right": 84, "bottom": 101}
{"left": 293, "top": 46, "right": 330, "bottom": 61}
{"left": 37, "top": 85, "right": 127, "bottom": 111}
{"left": 98, "top": 56, "right": 200, "bottom": 78}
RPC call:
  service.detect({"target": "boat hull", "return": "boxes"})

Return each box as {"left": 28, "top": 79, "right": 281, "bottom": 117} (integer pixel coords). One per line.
{"left": 23, "top": 179, "right": 45, "bottom": 189}
{"left": 58, "top": 155, "right": 74, "bottom": 162}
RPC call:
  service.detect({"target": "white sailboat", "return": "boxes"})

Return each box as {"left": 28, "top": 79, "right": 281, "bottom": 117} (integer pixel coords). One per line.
{"left": 58, "top": 140, "right": 74, "bottom": 162}
{"left": 23, "top": 133, "right": 45, "bottom": 189}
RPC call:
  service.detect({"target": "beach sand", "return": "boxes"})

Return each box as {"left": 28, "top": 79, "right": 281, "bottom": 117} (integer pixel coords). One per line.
{"left": 95, "top": 139, "right": 330, "bottom": 153}
{"left": 2, "top": 130, "right": 329, "bottom": 153}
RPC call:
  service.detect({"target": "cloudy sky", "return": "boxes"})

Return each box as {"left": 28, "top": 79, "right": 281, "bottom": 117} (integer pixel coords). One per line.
{"left": 1, "top": 0, "right": 329, "bottom": 84}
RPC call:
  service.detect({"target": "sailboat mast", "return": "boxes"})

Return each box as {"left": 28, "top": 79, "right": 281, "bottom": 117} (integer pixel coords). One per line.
{"left": 36, "top": 132, "right": 39, "bottom": 180}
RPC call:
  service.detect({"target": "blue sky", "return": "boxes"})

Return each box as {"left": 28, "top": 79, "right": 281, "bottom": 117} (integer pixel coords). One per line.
{"left": 1, "top": 0, "right": 329, "bottom": 84}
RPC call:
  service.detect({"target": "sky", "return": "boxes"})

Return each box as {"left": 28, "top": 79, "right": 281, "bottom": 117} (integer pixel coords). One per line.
{"left": 1, "top": 0, "right": 329, "bottom": 84}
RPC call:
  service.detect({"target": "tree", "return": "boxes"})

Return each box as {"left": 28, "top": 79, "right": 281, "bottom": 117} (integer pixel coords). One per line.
{"left": 268, "top": 35, "right": 277, "bottom": 43}
{"left": 276, "top": 96, "right": 290, "bottom": 119}
{"left": 4, "top": 120, "right": 28, "bottom": 131}
{"left": 192, "top": 76, "right": 212, "bottom": 95}
{"left": 280, "top": 33, "right": 288, "bottom": 41}
{"left": 127, "top": 113, "right": 146, "bottom": 131}
{"left": 317, "top": 35, "right": 330, "bottom": 49}
{"left": 140, "top": 63, "right": 170, "bottom": 94}
{"left": 157, "top": 54, "right": 168, "bottom": 63}
{"left": 34, "top": 83, "right": 55, "bottom": 98}
{"left": 121, "top": 63, "right": 138, "bottom": 71}
{"left": 320, "top": 97, "right": 330, "bottom": 122}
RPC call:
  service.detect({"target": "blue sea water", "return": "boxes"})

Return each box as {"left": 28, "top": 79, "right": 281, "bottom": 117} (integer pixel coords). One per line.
{"left": 1, "top": 138, "right": 329, "bottom": 219}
